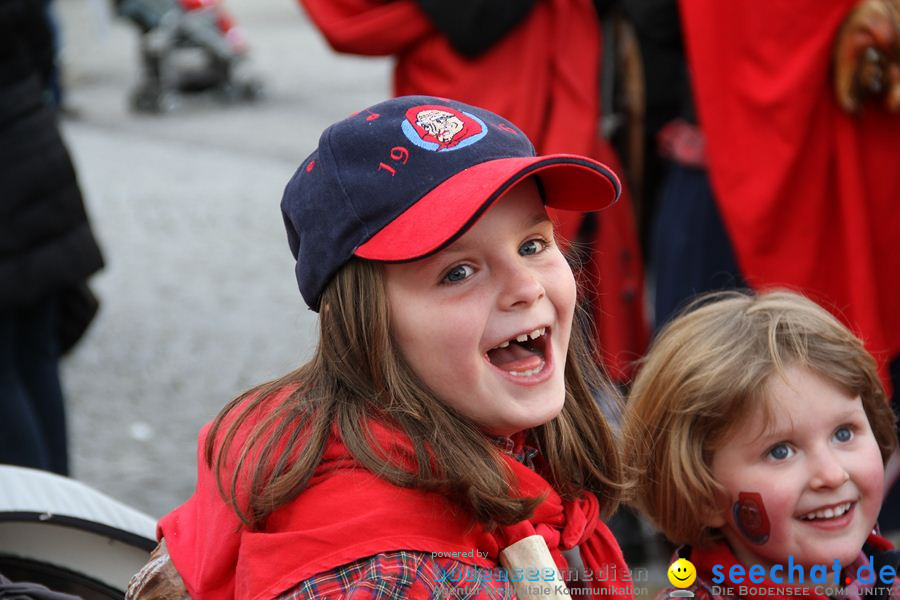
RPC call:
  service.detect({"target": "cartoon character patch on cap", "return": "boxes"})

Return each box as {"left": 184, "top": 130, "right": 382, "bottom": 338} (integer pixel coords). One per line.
{"left": 402, "top": 105, "right": 487, "bottom": 151}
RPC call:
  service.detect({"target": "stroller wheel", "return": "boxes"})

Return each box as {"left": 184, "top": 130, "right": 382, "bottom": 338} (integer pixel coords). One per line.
{"left": 238, "top": 78, "right": 264, "bottom": 101}
{"left": 130, "top": 86, "right": 177, "bottom": 113}
{"left": 215, "top": 77, "right": 263, "bottom": 104}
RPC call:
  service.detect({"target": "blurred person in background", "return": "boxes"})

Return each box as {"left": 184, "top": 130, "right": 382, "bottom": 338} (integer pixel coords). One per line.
{"left": 0, "top": 0, "right": 104, "bottom": 475}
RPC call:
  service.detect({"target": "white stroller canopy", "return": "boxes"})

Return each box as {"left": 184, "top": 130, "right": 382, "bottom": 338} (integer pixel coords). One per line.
{"left": 0, "top": 465, "right": 157, "bottom": 595}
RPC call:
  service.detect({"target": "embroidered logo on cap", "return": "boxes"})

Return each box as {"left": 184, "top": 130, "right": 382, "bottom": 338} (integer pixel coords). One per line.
{"left": 401, "top": 105, "right": 487, "bottom": 152}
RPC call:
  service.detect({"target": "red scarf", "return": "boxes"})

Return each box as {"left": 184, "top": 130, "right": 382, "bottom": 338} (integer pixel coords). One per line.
{"left": 690, "top": 541, "right": 830, "bottom": 600}
{"left": 159, "top": 403, "right": 630, "bottom": 600}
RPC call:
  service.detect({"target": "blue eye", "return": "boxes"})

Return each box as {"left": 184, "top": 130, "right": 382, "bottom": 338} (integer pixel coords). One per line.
{"left": 443, "top": 264, "right": 474, "bottom": 283}
{"left": 768, "top": 444, "right": 794, "bottom": 460}
{"left": 519, "top": 238, "right": 546, "bottom": 256}
{"left": 834, "top": 427, "right": 854, "bottom": 443}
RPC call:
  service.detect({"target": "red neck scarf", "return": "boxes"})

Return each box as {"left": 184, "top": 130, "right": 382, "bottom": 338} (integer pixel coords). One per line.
{"left": 690, "top": 542, "right": 830, "bottom": 600}
{"left": 160, "top": 417, "right": 630, "bottom": 600}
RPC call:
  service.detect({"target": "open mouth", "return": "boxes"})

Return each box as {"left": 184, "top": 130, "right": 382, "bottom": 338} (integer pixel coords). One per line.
{"left": 798, "top": 501, "right": 854, "bottom": 522}
{"left": 485, "top": 327, "right": 549, "bottom": 377}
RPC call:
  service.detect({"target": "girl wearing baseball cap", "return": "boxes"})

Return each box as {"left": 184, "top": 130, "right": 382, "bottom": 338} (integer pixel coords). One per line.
{"left": 128, "top": 96, "right": 632, "bottom": 600}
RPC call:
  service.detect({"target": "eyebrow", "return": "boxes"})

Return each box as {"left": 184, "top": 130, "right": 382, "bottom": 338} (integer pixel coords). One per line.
{"left": 525, "top": 211, "right": 553, "bottom": 228}
{"left": 758, "top": 406, "right": 864, "bottom": 442}
{"left": 439, "top": 210, "right": 551, "bottom": 254}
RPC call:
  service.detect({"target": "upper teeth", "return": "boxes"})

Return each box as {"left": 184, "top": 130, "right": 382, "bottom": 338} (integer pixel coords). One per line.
{"left": 496, "top": 328, "right": 545, "bottom": 349}
{"left": 528, "top": 328, "right": 545, "bottom": 340}
{"left": 800, "top": 502, "right": 852, "bottom": 521}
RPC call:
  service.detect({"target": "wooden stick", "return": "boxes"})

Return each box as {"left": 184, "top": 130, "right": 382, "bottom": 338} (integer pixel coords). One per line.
{"left": 499, "top": 535, "right": 569, "bottom": 598}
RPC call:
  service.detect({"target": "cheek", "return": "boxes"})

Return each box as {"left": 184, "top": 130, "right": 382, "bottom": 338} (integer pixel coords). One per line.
{"left": 388, "top": 295, "right": 484, "bottom": 385}
{"left": 386, "top": 289, "right": 440, "bottom": 377}
{"left": 547, "top": 256, "right": 577, "bottom": 337}
{"left": 855, "top": 439, "right": 886, "bottom": 518}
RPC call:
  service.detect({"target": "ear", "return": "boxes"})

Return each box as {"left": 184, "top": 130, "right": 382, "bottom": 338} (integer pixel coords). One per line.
{"left": 701, "top": 502, "right": 728, "bottom": 529}
{"left": 705, "top": 511, "right": 727, "bottom": 528}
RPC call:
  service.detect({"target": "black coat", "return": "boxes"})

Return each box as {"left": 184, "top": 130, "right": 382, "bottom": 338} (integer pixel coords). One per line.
{"left": 0, "top": 0, "right": 103, "bottom": 311}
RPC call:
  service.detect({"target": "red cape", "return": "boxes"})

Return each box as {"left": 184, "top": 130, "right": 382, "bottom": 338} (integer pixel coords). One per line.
{"left": 298, "top": 0, "right": 648, "bottom": 381}
{"left": 158, "top": 390, "right": 630, "bottom": 600}
{"left": 680, "top": 0, "right": 900, "bottom": 383}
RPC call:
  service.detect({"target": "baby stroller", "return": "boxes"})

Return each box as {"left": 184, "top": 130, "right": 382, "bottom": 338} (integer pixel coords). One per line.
{"left": 0, "top": 465, "right": 157, "bottom": 599}
{"left": 114, "top": 0, "right": 263, "bottom": 112}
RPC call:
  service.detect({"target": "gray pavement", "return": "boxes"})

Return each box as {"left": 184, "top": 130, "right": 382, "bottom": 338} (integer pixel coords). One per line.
{"left": 56, "top": 0, "right": 391, "bottom": 518}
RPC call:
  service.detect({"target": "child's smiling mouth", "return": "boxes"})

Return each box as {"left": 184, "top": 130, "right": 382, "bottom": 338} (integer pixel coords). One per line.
{"left": 798, "top": 501, "right": 853, "bottom": 521}
{"left": 796, "top": 500, "right": 857, "bottom": 530}
{"left": 484, "top": 327, "right": 552, "bottom": 380}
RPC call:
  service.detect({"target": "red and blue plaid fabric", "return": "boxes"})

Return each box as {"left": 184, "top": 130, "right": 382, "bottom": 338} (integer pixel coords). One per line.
{"left": 491, "top": 435, "right": 539, "bottom": 469}
{"left": 277, "top": 550, "right": 516, "bottom": 600}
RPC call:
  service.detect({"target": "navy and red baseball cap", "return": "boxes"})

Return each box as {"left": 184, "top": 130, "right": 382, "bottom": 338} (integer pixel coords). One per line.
{"left": 281, "top": 95, "right": 621, "bottom": 311}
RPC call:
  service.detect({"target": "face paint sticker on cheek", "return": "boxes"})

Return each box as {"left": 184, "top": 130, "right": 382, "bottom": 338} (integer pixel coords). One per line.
{"left": 732, "top": 491, "right": 770, "bottom": 545}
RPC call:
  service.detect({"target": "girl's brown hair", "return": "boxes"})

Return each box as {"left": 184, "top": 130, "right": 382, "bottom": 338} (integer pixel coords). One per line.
{"left": 205, "top": 258, "right": 624, "bottom": 530}
{"left": 623, "top": 290, "right": 897, "bottom": 548}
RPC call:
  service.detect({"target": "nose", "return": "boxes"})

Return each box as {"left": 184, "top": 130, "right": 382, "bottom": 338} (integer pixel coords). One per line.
{"left": 808, "top": 446, "right": 850, "bottom": 490}
{"left": 497, "top": 260, "right": 544, "bottom": 310}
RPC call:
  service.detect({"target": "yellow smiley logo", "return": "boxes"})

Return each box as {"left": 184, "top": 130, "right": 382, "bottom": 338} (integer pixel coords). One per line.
{"left": 667, "top": 558, "right": 697, "bottom": 588}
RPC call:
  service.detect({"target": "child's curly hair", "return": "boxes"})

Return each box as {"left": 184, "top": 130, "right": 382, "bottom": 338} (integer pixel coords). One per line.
{"left": 623, "top": 290, "right": 897, "bottom": 547}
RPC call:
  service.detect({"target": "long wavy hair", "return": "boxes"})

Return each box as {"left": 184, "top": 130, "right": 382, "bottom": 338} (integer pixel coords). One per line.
{"left": 205, "top": 258, "right": 624, "bottom": 530}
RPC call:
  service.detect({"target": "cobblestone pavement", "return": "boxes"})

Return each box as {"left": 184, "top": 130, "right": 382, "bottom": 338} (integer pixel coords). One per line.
{"left": 56, "top": 0, "right": 391, "bottom": 518}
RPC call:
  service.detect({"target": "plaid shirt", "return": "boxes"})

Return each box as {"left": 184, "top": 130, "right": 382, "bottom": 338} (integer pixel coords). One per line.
{"left": 278, "top": 550, "right": 516, "bottom": 600}
{"left": 277, "top": 436, "right": 538, "bottom": 600}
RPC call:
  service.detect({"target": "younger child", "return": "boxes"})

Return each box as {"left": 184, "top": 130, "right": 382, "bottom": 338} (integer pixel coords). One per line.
{"left": 128, "top": 96, "right": 633, "bottom": 600}
{"left": 624, "top": 291, "right": 898, "bottom": 600}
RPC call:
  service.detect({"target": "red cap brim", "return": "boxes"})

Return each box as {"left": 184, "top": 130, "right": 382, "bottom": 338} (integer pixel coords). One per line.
{"left": 354, "top": 155, "right": 620, "bottom": 261}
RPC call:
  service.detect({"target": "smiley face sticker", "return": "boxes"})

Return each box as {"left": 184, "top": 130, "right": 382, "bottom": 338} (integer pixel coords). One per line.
{"left": 668, "top": 558, "right": 697, "bottom": 588}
